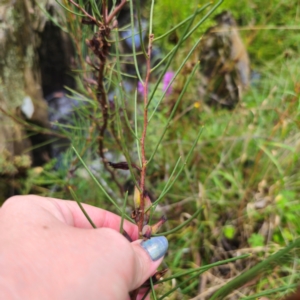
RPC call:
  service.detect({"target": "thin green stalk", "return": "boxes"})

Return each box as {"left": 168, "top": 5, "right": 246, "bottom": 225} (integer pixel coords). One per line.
{"left": 64, "top": 86, "right": 96, "bottom": 105}
{"left": 55, "top": 0, "right": 86, "bottom": 17}
{"left": 105, "top": 61, "right": 117, "bottom": 92}
{"left": 153, "top": 4, "right": 211, "bottom": 42}
{"left": 151, "top": 127, "right": 203, "bottom": 207}
{"left": 147, "top": 7, "right": 198, "bottom": 108}
{"left": 148, "top": 0, "right": 155, "bottom": 37}
{"left": 134, "top": 90, "right": 142, "bottom": 166}
{"left": 150, "top": 46, "right": 173, "bottom": 73}
{"left": 107, "top": 67, "right": 138, "bottom": 79}
{"left": 150, "top": 0, "right": 223, "bottom": 74}
{"left": 89, "top": 0, "right": 102, "bottom": 19}
{"left": 186, "top": 0, "right": 224, "bottom": 42}
{"left": 148, "top": 39, "right": 201, "bottom": 121}
{"left": 24, "top": 138, "right": 58, "bottom": 153}
{"left": 158, "top": 269, "right": 203, "bottom": 300}
{"left": 148, "top": 62, "right": 199, "bottom": 164}
{"left": 144, "top": 156, "right": 181, "bottom": 214}
{"left": 129, "top": 0, "right": 143, "bottom": 84}
{"left": 241, "top": 284, "right": 298, "bottom": 300}
{"left": 159, "top": 157, "right": 182, "bottom": 197}
{"left": 72, "top": 146, "right": 132, "bottom": 219}
{"left": 158, "top": 254, "right": 250, "bottom": 284}
{"left": 210, "top": 237, "right": 300, "bottom": 300}
{"left": 37, "top": 2, "right": 68, "bottom": 32}
{"left": 114, "top": 95, "right": 141, "bottom": 192}
{"left": 109, "top": 0, "right": 117, "bottom": 15}
{"left": 109, "top": 51, "right": 144, "bottom": 57}
{"left": 150, "top": 276, "right": 157, "bottom": 300}
{"left": 136, "top": 0, "right": 147, "bottom": 57}
{"left": 69, "top": 186, "right": 97, "bottom": 228}
{"left": 153, "top": 205, "right": 202, "bottom": 236}
{"left": 258, "top": 144, "right": 284, "bottom": 178}
{"left": 181, "top": 279, "right": 198, "bottom": 294}
{"left": 114, "top": 30, "right": 139, "bottom": 140}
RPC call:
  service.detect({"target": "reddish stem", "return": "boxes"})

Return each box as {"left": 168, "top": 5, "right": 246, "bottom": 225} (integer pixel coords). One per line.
{"left": 137, "top": 34, "right": 154, "bottom": 234}
{"left": 68, "top": 0, "right": 99, "bottom": 25}
{"left": 106, "top": 0, "right": 127, "bottom": 24}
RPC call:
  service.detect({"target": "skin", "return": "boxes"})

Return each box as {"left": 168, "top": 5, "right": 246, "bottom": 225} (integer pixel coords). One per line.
{"left": 0, "top": 195, "right": 164, "bottom": 300}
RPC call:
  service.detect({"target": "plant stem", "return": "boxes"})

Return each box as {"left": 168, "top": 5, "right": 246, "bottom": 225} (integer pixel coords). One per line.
{"left": 68, "top": 0, "right": 99, "bottom": 24}
{"left": 138, "top": 33, "right": 154, "bottom": 234}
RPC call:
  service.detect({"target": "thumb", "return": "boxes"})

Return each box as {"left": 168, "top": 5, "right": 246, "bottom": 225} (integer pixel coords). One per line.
{"left": 129, "top": 236, "right": 168, "bottom": 290}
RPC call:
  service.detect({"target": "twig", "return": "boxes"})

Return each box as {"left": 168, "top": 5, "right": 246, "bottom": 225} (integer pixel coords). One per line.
{"left": 106, "top": 0, "right": 127, "bottom": 24}
{"left": 137, "top": 33, "right": 154, "bottom": 234}
{"left": 68, "top": 0, "right": 99, "bottom": 25}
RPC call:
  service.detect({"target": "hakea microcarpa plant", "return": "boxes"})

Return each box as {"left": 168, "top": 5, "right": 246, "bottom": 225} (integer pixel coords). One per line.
{"left": 65, "top": 0, "right": 169, "bottom": 298}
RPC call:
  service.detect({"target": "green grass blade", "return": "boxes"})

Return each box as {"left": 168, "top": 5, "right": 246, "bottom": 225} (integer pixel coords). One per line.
{"left": 158, "top": 254, "right": 250, "bottom": 283}
{"left": 258, "top": 143, "right": 284, "bottom": 178}
{"left": 241, "top": 284, "right": 298, "bottom": 300}
{"left": 210, "top": 237, "right": 300, "bottom": 299}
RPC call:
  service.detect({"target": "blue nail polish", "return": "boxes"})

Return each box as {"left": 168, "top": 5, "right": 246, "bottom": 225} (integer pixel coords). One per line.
{"left": 141, "top": 236, "right": 168, "bottom": 261}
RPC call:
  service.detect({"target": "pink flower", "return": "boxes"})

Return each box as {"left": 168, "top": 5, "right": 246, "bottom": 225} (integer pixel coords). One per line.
{"left": 163, "top": 71, "right": 174, "bottom": 96}
{"left": 137, "top": 81, "right": 144, "bottom": 94}
{"left": 137, "top": 70, "right": 174, "bottom": 96}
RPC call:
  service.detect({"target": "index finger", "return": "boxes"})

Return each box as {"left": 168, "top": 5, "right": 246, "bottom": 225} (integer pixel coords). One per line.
{"left": 2, "top": 195, "right": 139, "bottom": 241}
{"left": 53, "top": 198, "right": 139, "bottom": 240}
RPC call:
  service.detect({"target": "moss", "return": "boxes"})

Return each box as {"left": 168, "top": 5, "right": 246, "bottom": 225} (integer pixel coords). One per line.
{"left": 0, "top": 149, "right": 31, "bottom": 175}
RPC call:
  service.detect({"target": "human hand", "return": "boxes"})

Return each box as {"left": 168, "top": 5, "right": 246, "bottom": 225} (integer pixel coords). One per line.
{"left": 0, "top": 195, "right": 168, "bottom": 300}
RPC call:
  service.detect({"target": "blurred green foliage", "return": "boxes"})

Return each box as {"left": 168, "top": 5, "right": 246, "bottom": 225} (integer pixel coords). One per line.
{"left": 153, "top": 0, "right": 300, "bottom": 63}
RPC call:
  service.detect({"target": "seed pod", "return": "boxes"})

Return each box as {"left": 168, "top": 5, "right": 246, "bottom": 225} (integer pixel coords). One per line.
{"left": 142, "top": 225, "right": 152, "bottom": 239}
{"left": 151, "top": 215, "right": 167, "bottom": 234}
{"left": 133, "top": 185, "right": 141, "bottom": 209}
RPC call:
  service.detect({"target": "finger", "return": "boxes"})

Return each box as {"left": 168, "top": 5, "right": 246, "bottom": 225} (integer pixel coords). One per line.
{"left": 137, "top": 288, "right": 151, "bottom": 300}
{"left": 56, "top": 198, "right": 138, "bottom": 239}
{"left": 129, "top": 237, "right": 168, "bottom": 291}
{"left": 3, "top": 195, "right": 138, "bottom": 240}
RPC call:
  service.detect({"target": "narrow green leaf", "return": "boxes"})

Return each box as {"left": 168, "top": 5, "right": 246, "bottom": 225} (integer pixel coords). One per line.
{"left": 68, "top": 186, "right": 97, "bottom": 228}
{"left": 148, "top": 62, "right": 199, "bottom": 163}
{"left": 153, "top": 205, "right": 202, "bottom": 236}
{"left": 153, "top": 3, "right": 211, "bottom": 42}
{"left": 210, "top": 237, "right": 300, "bottom": 299}
{"left": 71, "top": 146, "right": 132, "bottom": 219}
{"left": 55, "top": 0, "right": 86, "bottom": 17}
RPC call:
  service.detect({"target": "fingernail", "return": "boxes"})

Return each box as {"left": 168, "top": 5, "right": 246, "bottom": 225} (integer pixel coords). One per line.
{"left": 141, "top": 236, "right": 168, "bottom": 261}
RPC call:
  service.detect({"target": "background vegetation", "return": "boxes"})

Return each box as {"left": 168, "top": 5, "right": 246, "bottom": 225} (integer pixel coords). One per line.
{"left": 7, "top": 0, "right": 300, "bottom": 299}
